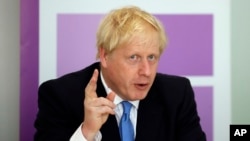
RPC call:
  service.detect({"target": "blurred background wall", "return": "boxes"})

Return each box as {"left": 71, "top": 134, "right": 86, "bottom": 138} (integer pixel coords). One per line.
{"left": 0, "top": 0, "right": 19, "bottom": 140}
{"left": 0, "top": 0, "right": 249, "bottom": 140}
{"left": 231, "top": 0, "right": 250, "bottom": 123}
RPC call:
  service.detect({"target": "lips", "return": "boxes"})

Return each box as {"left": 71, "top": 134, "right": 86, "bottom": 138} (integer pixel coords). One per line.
{"left": 134, "top": 83, "right": 149, "bottom": 90}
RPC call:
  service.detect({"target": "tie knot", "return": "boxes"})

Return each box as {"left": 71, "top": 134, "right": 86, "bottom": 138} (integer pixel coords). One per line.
{"left": 122, "top": 101, "right": 132, "bottom": 114}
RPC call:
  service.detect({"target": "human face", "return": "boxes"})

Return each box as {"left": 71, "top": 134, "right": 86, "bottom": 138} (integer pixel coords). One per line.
{"left": 100, "top": 30, "right": 160, "bottom": 101}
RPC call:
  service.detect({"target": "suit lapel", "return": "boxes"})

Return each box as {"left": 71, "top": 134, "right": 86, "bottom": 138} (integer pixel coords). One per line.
{"left": 100, "top": 115, "right": 120, "bottom": 141}
{"left": 135, "top": 89, "right": 165, "bottom": 141}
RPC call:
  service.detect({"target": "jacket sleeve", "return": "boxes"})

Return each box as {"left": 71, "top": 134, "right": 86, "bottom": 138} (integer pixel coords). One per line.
{"left": 176, "top": 79, "right": 206, "bottom": 141}
{"left": 34, "top": 80, "right": 79, "bottom": 141}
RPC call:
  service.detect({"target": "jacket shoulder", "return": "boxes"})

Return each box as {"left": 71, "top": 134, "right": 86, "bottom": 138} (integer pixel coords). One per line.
{"left": 40, "top": 62, "right": 100, "bottom": 87}
{"left": 150, "top": 73, "right": 194, "bottom": 102}
{"left": 154, "top": 73, "right": 191, "bottom": 87}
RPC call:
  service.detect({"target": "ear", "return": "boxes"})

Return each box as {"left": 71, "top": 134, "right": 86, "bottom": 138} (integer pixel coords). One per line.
{"left": 99, "top": 47, "right": 108, "bottom": 68}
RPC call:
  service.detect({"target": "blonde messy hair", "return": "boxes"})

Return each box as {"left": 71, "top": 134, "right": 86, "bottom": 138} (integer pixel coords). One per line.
{"left": 96, "top": 5, "right": 167, "bottom": 59}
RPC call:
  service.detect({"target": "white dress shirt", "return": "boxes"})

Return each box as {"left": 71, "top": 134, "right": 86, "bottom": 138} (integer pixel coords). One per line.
{"left": 70, "top": 71, "right": 139, "bottom": 141}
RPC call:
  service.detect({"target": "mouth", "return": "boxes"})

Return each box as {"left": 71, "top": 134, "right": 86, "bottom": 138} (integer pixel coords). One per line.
{"left": 134, "top": 83, "right": 149, "bottom": 90}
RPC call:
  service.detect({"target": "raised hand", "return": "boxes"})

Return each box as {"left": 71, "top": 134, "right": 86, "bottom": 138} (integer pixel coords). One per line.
{"left": 82, "top": 69, "right": 116, "bottom": 140}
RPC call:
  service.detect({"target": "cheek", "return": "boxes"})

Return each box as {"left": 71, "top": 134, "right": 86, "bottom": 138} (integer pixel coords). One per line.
{"left": 109, "top": 65, "right": 126, "bottom": 80}
{"left": 113, "top": 67, "right": 134, "bottom": 85}
{"left": 107, "top": 59, "right": 137, "bottom": 82}
{"left": 151, "top": 63, "right": 159, "bottom": 73}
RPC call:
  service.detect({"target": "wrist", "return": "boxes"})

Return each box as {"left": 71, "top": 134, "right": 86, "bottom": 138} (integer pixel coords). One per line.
{"left": 81, "top": 123, "right": 98, "bottom": 141}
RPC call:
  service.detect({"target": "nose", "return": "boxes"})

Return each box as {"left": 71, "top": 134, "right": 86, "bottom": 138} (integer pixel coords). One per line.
{"left": 138, "top": 59, "right": 151, "bottom": 76}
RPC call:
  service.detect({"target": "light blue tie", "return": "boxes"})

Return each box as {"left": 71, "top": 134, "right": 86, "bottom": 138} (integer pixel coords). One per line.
{"left": 119, "top": 101, "right": 134, "bottom": 141}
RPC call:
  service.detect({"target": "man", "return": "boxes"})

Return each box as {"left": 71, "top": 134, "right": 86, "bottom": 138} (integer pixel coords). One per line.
{"left": 34, "top": 5, "right": 206, "bottom": 141}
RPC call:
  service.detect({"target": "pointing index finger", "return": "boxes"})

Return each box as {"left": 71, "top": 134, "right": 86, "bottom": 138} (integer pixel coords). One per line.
{"left": 85, "top": 69, "right": 99, "bottom": 98}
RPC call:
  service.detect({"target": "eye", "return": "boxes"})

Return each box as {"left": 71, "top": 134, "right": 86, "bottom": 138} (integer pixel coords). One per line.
{"left": 129, "top": 55, "right": 139, "bottom": 61}
{"left": 148, "top": 55, "right": 156, "bottom": 61}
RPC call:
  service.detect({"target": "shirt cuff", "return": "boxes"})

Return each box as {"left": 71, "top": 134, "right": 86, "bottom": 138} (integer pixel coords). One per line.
{"left": 70, "top": 123, "right": 102, "bottom": 141}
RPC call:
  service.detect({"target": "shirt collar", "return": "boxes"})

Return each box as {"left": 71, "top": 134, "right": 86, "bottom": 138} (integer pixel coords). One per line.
{"left": 100, "top": 71, "right": 139, "bottom": 109}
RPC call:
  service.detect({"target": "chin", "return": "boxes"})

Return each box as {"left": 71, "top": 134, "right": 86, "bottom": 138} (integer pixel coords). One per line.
{"left": 131, "top": 93, "right": 148, "bottom": 101}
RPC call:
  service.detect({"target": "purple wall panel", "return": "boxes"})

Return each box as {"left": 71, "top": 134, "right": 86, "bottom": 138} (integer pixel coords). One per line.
{"left": 156, "top": 15, "right": 213, "bottom": 76}
{"left": 194, "top": 87, "right": 213, "bottom": 141}
{"left": 20, "top": 0, "right": 39, "bottom": 141}
{"left": 57, "top": 14, "right": 104, "bottom": 77}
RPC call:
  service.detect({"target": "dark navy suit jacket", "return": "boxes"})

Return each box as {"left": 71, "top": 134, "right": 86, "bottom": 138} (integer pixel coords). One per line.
{"left": 34, "top": 62, "right": 206, "bottom": 141}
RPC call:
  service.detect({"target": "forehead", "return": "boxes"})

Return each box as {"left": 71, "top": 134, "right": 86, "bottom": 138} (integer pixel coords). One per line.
{"left": 119, "top": 32, "right": 160, "bottom": 54}
{"left": 128, "top": 28, "right": 160, "bottom": 47}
